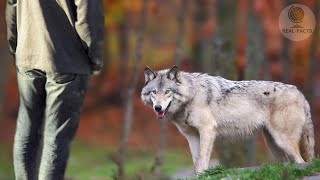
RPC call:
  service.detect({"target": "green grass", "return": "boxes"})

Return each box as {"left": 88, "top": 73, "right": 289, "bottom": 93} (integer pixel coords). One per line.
{"left": 66, "top": 140, "right": 192, "bottom": 179}
{"left": 0, "top": 140, "right": 192, "bottom": 179}
{"left": 188, "top": 158, "right": 320, "bottom": 180}
{"left": 0, "top": 142, "right": 14, "bottom": 179}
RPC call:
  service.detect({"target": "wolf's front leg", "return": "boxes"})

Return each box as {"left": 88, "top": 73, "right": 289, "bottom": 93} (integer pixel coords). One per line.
{"left": 185, "top": 133, "right": 200, "bottom": 169}
{"left": 195, "top": 126, "right": 216, "bottom": 174}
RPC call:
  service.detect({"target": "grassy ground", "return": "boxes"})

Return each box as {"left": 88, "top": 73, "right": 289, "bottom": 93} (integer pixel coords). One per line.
{"left": 66, "top": 141, "right": 192, "bottom": 179}
{"left": 189, "top": 158, "right": 320, "bottom": 180}
{"left": 0, "top": 142, "right": 14, "bottom": 179}
{"left": 0, "top": 140, "right": 192, "bottom": 180}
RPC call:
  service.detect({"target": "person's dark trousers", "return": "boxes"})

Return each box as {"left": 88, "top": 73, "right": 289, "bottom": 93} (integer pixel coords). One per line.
{"left": 14, "top": 67, "right": 89, "bottom": 180}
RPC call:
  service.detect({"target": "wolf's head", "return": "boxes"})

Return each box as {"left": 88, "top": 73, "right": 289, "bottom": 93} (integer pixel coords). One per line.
{"left": 141, "top": 66, "right": 182, "bottom": 119}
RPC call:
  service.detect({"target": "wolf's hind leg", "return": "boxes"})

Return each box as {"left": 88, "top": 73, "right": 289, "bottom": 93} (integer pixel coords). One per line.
{"left": 262, "top": 127, "right": 287, "bottom": 162}
{"left": 263, "top": 127, "right": 304, "bottom": 163}
{"left": 299, "top": 123, "right": 315, "bottom": 162}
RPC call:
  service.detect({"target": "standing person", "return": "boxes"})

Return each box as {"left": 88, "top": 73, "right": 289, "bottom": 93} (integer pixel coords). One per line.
{"left": 5, "top": 0, "right": 104, "bottom": 179}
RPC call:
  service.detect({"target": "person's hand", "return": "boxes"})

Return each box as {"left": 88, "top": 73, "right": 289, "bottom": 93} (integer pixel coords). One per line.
{"left": 90, "top": 57, "right": 103, "bottom": 75}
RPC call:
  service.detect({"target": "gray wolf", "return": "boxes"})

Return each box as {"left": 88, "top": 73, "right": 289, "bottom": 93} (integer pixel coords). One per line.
{"left": 141, "top": 66, "right": 315, "bottom": 173}
{"left": 6, "top": 0, "right": 104, "bottom": 179}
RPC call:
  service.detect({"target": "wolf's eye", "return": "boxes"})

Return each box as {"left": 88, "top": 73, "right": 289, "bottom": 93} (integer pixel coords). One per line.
{"left": 151, "top": 90, "right": 157, "bottom": 94}
{"left": 165, "top": 90, "right": 170, "bottom": 94}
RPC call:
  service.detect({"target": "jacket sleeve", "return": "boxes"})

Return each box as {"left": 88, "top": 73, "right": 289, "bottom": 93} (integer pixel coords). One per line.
{"left": 74, "top": 0, "right": 104, "bottom": 61}
{"left": 5, "top": 0, "right": 18, "bottom": 55}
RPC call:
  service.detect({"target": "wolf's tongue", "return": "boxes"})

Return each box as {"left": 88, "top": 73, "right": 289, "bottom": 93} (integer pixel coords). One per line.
{"left": 156, "top": 111, "right": 165, "bottom": 119}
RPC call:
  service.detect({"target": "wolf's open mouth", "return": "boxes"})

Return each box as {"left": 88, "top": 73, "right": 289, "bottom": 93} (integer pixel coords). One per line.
{"left": 155, "top": 102, "right": 171, "bottom": 119}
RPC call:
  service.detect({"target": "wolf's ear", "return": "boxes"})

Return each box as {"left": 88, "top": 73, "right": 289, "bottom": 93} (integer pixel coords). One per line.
{"left": 144, "top": 67, "right": 157, "bottom": 84}
{"left": 167, "top": 65, "right": 181, "bottom": 83}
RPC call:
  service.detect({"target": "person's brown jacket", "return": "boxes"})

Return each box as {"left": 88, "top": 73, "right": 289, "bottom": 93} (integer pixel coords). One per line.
{"left": 5, "top": 0, "right": 104, "bottom": 74}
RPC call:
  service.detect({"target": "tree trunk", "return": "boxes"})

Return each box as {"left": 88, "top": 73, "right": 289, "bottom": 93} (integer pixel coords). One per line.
{"left": 235, "top": 0, "right": 247, "bottom": 81}
{"left": 118, "top": 13, "right": 129, "bottom": 99}
{"left": 307, "top": 0, "right": 320, "bottom": 155}
{"left": 151, "top": 118, "right": 168, "bottom": 175}
{"left": 0, "top": 1, "right": 9, "bottom": 116}
{"left": 151, "top": 0, "right": 188, "bottom": 175}
{"left": 117, "top": 0, "right": 147, "bottom": 178}
{"left": 191, "top": 0, "right": 209, "bottom": 71}
{"left": 260, "top": 0, "right": 283, "bottom": 82}
{"left": 211, "top": 0, "right": 236, "bottom": 79}
{"left": 307, "top": 0, "right": 320, "bottom": 102}
{"left": 244, "top": 0, "right": 265, "bottom": 166}
{"left": 173, "top": 0, "right": 188, "bottom": 67}
{"left": 245, "top": 1, "right": 264, "bottom": 81}
{"left": 0, "top": 43, "right": 9, "bottom": 116}
{"left": 213, "top": 0, "right": 248, "bottom": 168}
{"left": 281, "top": 0, "right": 291, "bottom": 83}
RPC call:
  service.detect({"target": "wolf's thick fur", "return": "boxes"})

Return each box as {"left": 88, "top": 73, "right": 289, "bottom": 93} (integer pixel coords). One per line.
{"left": 141, "top": 66, "right": 315, "bottom": 173}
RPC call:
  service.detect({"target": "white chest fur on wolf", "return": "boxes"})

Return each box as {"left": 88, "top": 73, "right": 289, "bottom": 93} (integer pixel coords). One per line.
{"left": 141, "top": 66, "right": 314, "bottom": 174}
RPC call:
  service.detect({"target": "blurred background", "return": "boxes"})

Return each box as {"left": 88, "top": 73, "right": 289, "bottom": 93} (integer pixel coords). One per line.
{"left": 0, "top": 0, "right": 319, "bottom": 179}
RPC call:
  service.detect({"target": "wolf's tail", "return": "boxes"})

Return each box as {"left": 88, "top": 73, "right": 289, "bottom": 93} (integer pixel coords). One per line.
{"left": 300, "top": 99, "right": 315, "bottom": 162}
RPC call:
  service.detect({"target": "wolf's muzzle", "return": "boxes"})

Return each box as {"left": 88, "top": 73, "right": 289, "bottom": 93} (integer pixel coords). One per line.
{"left": 154, "top": 105, "right": 162, "bottom": 112}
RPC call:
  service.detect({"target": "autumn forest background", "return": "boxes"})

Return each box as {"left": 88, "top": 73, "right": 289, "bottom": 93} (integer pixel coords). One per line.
{"left": 0, "top": 0, "right": 320, "bottom": 179}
